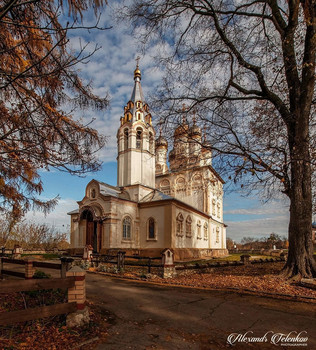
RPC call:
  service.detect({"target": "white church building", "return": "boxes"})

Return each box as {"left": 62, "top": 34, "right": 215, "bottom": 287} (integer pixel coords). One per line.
{"left": 68, "top": 65, "right": 227, "bottom": 260}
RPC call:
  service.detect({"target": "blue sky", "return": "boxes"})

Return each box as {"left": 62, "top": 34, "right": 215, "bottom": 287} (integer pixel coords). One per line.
{"left": 25, "top": 2, "right": 291, "bottom": 242}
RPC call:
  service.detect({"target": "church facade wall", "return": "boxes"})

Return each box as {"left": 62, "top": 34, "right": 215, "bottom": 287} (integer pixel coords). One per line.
{"left": 107, "top": 199, "right": 139, "bottom": 250}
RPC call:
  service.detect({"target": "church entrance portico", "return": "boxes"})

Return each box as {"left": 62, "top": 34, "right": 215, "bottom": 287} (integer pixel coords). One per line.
{"left": 80, "top": 208, "right": 102, "bottom": 253}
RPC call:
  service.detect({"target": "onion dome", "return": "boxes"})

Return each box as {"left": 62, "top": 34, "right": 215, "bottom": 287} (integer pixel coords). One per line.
{"left": 134, "top": 66, "right": 141, "bottom": 80}
{"left": 169, "top": 149, "right": 175, "bottom": 161}
{"left": 156, "top": 135, "right": 168, "bottom": 148}
{"left": 174, "top": 122, "right": 189, "bottom": 138}
{"left": 190, "top": 123, "right": 202, "bottom": 137}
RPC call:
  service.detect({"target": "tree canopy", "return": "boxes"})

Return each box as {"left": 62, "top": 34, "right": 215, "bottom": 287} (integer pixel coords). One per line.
{"left": 0, "top": 0, "right": 108, "bottom": 219}
{"left": 127, "top": 0, "right": 316, "bottom": 278}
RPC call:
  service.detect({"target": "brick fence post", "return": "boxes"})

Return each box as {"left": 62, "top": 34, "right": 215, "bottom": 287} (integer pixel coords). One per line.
{"left": 66, "top": 266, "right": 89, "bottom": 327}
{"left": 67, "top": 266, "right": 86, "bottom": 310}
{"left": 240, "top": 254, "right": 251, "bottom": 265}
{"left": 25, "top": 258, "right": 34, "bottom": 279}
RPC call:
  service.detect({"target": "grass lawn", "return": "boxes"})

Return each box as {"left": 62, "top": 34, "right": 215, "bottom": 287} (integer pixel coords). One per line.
{"left": 21, "top": 253, "right": 61, "bottom": 260}
{"left": 175, "top": 253, "right": 270, "bottom": 265}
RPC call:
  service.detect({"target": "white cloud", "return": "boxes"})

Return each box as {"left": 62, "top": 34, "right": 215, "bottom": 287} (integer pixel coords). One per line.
{"left": 224, "top": 205, "right": 289, "bottom": 216}
{"left": 25, "top": 199, "right": 78, "bottom": 231}
{"left": 226, "top": 214, "right": 290, "bottom": 242}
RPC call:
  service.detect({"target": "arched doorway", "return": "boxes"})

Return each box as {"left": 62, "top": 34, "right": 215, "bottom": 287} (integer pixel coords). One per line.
{"left": 81, "top": 209, "right": 99, "bottom": 253}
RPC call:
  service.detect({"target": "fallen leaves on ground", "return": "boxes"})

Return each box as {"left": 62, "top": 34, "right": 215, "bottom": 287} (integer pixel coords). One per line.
{"left": 160, "top": 263, "right": 316, "bottom": 300}
{"left": 115, "top": 262, "right": 316, "bottom": 301}
{"left": 0, "top": 301, "right": 108, "bottom": 350}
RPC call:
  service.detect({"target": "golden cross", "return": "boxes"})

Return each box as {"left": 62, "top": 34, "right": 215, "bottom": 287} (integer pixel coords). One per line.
{"left": 135, "top": 56, "right": 140, "bottom": 67}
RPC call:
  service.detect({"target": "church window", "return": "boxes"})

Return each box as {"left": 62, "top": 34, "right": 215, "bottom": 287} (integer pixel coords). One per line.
{"left": 122, "top": 216, "right": 131, "bottom": 240}
{"left": 185, "top": 216, "right": 192, "bottom": 237}
{"left": 192, "top": 173, "right": 202, "bottom": 191}
{"left": 149, "top": 132, "right": 154, "bottom": 153}
{"left": 176, "top": 213, "right": 184, "bottom": 236}
{"left": 136, "top": 128, "right": 142, "bottom": 149}
{"left": 91, "top": 189, "right": 96, "bottom": 199}
{"left": 217, "top": 203, "right": 221, "bottom": 218}
{"left": 160, "top": 179, "right": 170, "bottom": 195}
{"left": 176, "top": 177, "right": 186, "bottom": 193}
{"left": 124, "top": 129, "right": 129, "bottom": 149}
{"left": 148, "top": 217, "right": 156, "bottom": 239}
{"left": 204, "top": 222, "right": 208, "bottom": 240}
{"left": 197, "top": 220, "right": 202, "bottom": 239}
{"left": 212, "top": 199, "right": 216, "bottom": 216}
{"left": 216, "top": 227, "right": 220, "bottom": 243}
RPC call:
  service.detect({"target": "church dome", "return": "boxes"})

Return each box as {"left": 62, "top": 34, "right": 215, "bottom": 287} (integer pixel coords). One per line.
{"left": 134, "top": 67, "right": 141, "bottom": 80}
{"left": 156, "top": 135, "right": 168, "bottom": 148}
{"left": 190, "top": 124, "right": 202, "bottom": 137}
{"left": 169, "top": 149, "right": 175, "bottom": 160}
{"left": 174, "top": 123, "right": 189, "bottom": 138}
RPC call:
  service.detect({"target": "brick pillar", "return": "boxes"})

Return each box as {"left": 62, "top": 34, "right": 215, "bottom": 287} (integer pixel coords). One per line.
{"left": 66, "top": 266, "right": 86, "bottom": 310}
{"left": 25, "top": 259, "right": 34, "bottom": 279}
{"left": 66, "top": 266, "right": 89, "bottom": 327}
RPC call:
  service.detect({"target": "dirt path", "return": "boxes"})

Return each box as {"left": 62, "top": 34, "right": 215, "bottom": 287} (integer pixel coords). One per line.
{"left": 86, "top": 273, "right": 316, "bottom": 349}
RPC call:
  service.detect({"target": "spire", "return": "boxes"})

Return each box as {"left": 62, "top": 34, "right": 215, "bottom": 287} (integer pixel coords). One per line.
{"left": 120, "top": 58, "right": 152, "bottom": 126}
{"left": 130, "top": 57, "right": 145, "bottom": 106}
{"left": 134, "top": 56, "right": 141, "bottom": 80}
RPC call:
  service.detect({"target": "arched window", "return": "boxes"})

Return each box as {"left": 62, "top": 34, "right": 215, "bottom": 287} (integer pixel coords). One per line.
{"left": 176, "top": 177, "right": 186, "bottom": 194}
{"left": 91, "top": 188, "right": 96, "bottom": 199}
{"left": 148, "top": 217, "right": 155, "bottom": 239}
{"left": 216, "top": 227, "right": 220, "bottom": 243}
{"left": 212, "top": 199, "right": 216, "bottom": 216}
{"left": 156, "top": 164, "right": 162, "bottom": 174}
{"left": 149, "top": 132, "right": 154, "bottom": 153}
{"left": 176, "top": 213, "right": 184, "bottom": 236}
{"left": 122, "top": 217, "right": 131, "bottom": 240}
{"left": 217, "top": 203, "right": 221, "bottom": 218}
{"left": 186, "top": 216, "right": 192, "bottom": 237}
{"left": 160, "top": 179, "right": 170, "bottom": 194}
{"left": 136, "top": 128, "right": 142, "bottom": 149}
{"left": 124, "top": 128, "right": 129, "bottom": 150}
{"left": 204, "top": 222, "right": 208, "bottom": 240}
{"left": 197, "top": 220, "right": 202, "bottom": 239}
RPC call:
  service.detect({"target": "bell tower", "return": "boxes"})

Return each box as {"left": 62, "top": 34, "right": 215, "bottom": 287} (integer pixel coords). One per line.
{"left": 117, "top": 62, "right": 156, "bottom": 188}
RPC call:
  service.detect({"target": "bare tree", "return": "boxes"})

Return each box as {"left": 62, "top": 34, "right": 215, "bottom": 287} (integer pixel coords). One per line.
{"left": 2, "top": 220, "right": 68, "bottom": 250}
{"left": 0, "top": 0, "right": 108, "bottom": 219}
{"left": 127, "top": 0, "right": 316, "bottom": 278}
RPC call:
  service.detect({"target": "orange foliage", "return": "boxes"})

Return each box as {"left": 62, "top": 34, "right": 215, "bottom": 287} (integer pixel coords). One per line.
{"left": 0, "top": 0, "right": 108, "bottom": 219}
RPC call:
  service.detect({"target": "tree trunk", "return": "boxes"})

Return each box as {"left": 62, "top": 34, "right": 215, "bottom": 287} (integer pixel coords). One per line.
{"left": 282, "top": 119, "right": 316, "bottom": 279}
